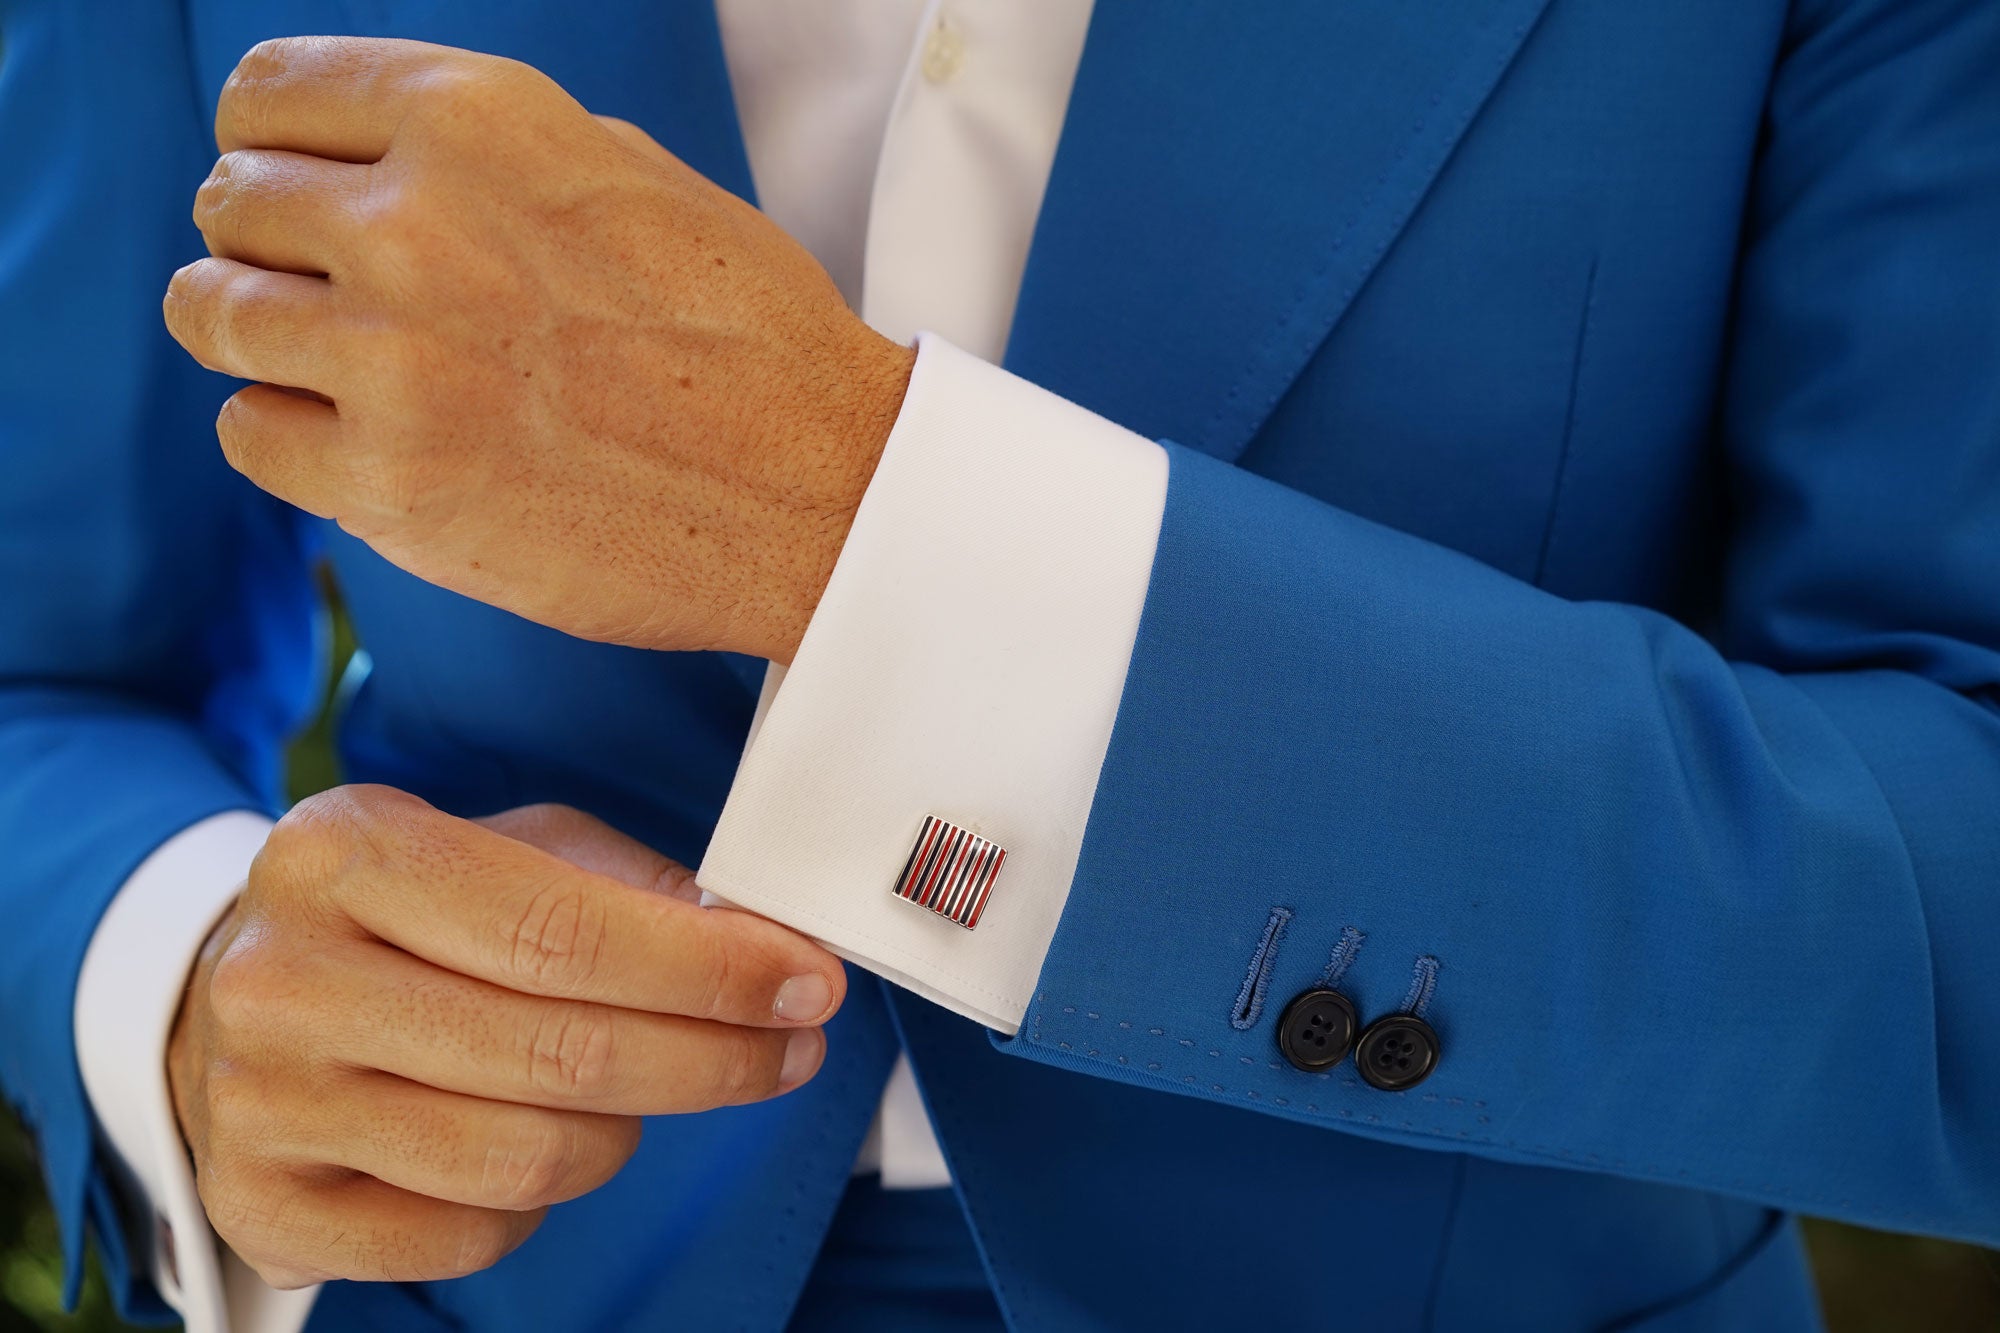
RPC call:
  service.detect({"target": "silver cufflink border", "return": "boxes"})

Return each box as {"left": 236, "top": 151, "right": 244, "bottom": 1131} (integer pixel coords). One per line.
{"left": 892, "top": 815, "right": 1006, "bottom": 930}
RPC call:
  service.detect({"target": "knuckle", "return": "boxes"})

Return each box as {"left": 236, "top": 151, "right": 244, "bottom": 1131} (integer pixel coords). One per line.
{"left": 410, "top": 62, "right": 480, "bottom": 104}
{"left": 255, "top": 785, "right": 437, "bottom": 928}
{"left": 218, "top": 38, "right": 322, "bottom": 147}
{"left": 400, "top": 58, "right": 556, "bottom": 157}
{"left": 406, "top": 63, "right": 497, "bottom": 125}
{"left": 201, "top": 1062, "right": 284, "bottom": 1151}
{"left": 526, "top": 1006, "right": 617, "bottom": 1101}
{"left": 221, "top": 41, "right": 283, "bottom": 120}
{"left": 215, "top": 390, "right": 259, "bottom": 468}
{"left": 357, "top": 181, "right": 435, "bottom": 269}
{"left": 340, "top": 781, "right": 425, "bottom": 821}
{"left": 716, "top": 1032, "right": 781, "bottom": 1106}
{"left": 480, "top": 1117, "right": 577, "bottom": 1210}
{"left": 205, "top": 938, "right": 279, "bottom": 1031}
{"left": 191, "top": 157, "right": 233, "bottom": 235}
{"left": 199, "top": 1166, "right": 298, "bottom": 1259}
{"left": 205, "top": 937, "right": 335, "bottom": 1057}
{"left": 163, "top": 260, "right": 222, "bottom": 344}
{"left": 414, "top": 57, "right": 538, "bottom": 113}
{"left": 227, "top": 35, "right": 341, "bottom": 87}
{"left": 688, "top": 934, "right": 736, "bottom": 1023}
{"left": 351, "top": 782, "right": 438, "bottom": 854}
{"left": 507, "top": 879, "right": 609, "bottom": 991}
{"left": 263, "top": 788, "right": 358, "bottom": 876}
{"left": 197, "top": 267, "right": 263, "bottom": 353}
{"left": 196, "top": 151, "right": 290, "bottom": 250}
{"left": 199, "top": 1183, "right": 261, "bottom": 1250}
{"left": 276, "top": 786, "right": 347, "bottom": 839}
{"left": 449, "top": 1211, "right": 522, "bottom": 1277}
{"left": 234, "top": 36, "right": 297, "bottom": 82}
{"left": 266, "top": 784, "right": 413, "bottom": 879}
{"left": 163, "top": 260, "right": 201, "bottom": 304}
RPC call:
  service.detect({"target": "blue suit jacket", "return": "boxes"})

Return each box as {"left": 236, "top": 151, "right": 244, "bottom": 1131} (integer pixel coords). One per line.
{"left": 4, "top": 1, "right": 1997, "bottom": 1328}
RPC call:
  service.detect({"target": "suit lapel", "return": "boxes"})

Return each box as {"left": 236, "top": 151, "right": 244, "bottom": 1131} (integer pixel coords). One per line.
{"left": 1005, "top": 0, "right": 1556, "bottom": 463}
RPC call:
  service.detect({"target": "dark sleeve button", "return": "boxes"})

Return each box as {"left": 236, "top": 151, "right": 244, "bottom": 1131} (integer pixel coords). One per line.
{"left": 1275, "top": 988, "right": 1358, "bottom": 1072}
{"left": 1356, "top": 1014, "right": 1440, "bottom": 1091}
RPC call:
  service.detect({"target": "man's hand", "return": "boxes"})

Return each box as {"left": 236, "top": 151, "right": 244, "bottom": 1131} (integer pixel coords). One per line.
{"left": 166, "top": 787, "right": 846, "bottom": 1287}
{"left": 162, "top": 37, "right": 915, "bottom": 664}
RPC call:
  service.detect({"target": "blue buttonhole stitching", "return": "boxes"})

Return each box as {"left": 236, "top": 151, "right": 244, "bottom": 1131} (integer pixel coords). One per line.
{"left": 1318, "top": 925, "right": 1366, "bottom": 989}
{"left": 1402, "top": 954, "right": 1440, "bottom": 1017}
{"left": 1230, "top": 906, "right": 1293, "bottom": 1030}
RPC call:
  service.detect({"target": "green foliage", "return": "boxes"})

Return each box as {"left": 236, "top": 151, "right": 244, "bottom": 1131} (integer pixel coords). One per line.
{"left": 0, "top": 1111, "right": 139, "bottom": 1333}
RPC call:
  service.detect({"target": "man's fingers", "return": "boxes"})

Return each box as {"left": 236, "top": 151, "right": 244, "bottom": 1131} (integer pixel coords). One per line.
{"left": 206, "top": 1167, "right": 544, "bottom": 1288}
{"left": 475, "top": 805, "right": 700, "bottom": 902}
{"left": 215, "top": 36, "right": 480, "bottom": 162}
{"left": 195, "top": 149, "right": 371, "bottom": 277}
{"left": 164, "top": 257, "right": 339, "bottom": 390}
{"left": 213, "top": 383, "right": 348, "bottom": 519}
{"left": 268, "top": 1071, "right": 640, "bottom": 1211}
{"left": 316, "top": 944, "right": 825, "bottom": 1113}
{"left": 292, "top": 787, "right": 843, "bottom": 1026}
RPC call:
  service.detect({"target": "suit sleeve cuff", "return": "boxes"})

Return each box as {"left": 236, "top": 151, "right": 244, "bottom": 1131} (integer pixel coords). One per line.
{"left": 698, "top": 333, "right": 1167, "bottom": 1034}
{"left": 74, "top": 810, "right": 321, "bottom": 1333}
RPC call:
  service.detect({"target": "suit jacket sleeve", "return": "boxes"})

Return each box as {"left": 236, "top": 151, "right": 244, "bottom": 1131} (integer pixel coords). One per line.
{"left": 998, "top": 0, "right": 2000, "bottom": 1248}
{"left": 0, "top": 0, "right": 319, "bottom": 1313}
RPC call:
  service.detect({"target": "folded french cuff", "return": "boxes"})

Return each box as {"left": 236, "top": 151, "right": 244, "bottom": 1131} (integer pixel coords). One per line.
{"left": 699, "top": 333, "right": 1168, "bottom": 1034}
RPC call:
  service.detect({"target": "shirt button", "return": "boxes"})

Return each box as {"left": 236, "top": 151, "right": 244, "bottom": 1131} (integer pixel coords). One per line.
{"left": 921, "top": 23, "right": 966, "bottom": 83}
{"left": 1355, "top": 1014, "right": 1441, "bottom": 1091}
{"left": 1275, "top": 988, "right": 1359, "bottom": 1072}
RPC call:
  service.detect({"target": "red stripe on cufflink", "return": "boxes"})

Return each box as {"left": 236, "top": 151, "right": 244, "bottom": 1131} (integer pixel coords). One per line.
{"left": 893, "top": 816, "right": 1006, "bottom": 929}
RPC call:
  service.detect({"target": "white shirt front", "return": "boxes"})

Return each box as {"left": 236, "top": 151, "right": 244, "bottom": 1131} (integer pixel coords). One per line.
{"left": 714, "top": 0, "right": 1109, "bottom": 1185}
{"left": 74, "top": 4, "right": 1170, "bottom": 1330}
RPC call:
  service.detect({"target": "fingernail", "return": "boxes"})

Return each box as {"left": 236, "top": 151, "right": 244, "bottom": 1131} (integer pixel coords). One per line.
{"left": 779, "top": 1029, "right": 823, "bottom": 1090}
{"left": 774, "top": 973, "right": 833, "bottom": 1024}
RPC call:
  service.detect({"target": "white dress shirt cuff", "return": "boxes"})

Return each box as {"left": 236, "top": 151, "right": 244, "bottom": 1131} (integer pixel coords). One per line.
{"left": 74, "top": 810, "right": 320, "bottom": 1333}
{"left": 698, "top": 333, "right": 1167, "bottom": 1034}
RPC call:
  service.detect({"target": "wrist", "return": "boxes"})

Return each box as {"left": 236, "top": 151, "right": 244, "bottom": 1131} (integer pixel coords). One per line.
{"left": 749, "top": 329, "right": 916, "bottom": 665}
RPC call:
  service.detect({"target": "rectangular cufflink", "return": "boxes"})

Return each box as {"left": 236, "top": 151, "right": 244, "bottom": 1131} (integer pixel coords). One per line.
{"left": 892, "top": 815, "right": 1006, "bottom": 930}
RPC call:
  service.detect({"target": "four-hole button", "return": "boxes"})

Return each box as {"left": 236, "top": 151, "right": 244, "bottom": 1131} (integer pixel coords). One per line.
{"left": 1355, "top": 1014, "right": 1440, "bottom": 1092}
{"left": 1275, "top": 988, "right": 1358, "bottom": 1072}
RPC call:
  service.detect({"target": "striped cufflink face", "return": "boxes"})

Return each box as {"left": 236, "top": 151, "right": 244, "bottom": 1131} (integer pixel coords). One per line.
{"left": 892, "top": 816, "right": 1006, "bottom": 929}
